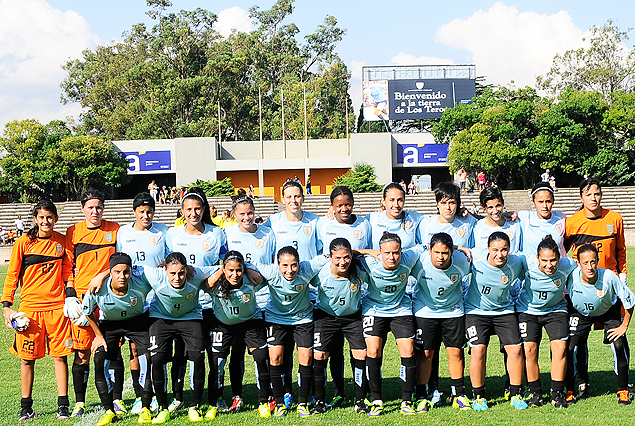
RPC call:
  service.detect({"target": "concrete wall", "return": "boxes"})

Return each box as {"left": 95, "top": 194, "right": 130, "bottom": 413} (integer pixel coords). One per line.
{"left": 173, "top": 138, "right": 217, "bottom": 186}
{"left": 220, "top": 139, "right": 349, "bottom": 160}
{"left": 350, "top": 133, "right": 393, "bottom": 186}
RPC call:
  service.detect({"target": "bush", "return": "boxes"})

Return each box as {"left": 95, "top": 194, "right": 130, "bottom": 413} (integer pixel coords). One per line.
{"left": 333, "top": 163, "right": 382, "bottom": 193}
{"left": 188, "top": 178, "right": 235, "bottom": 197}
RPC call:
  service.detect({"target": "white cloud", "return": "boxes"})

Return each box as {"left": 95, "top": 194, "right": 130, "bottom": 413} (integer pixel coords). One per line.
{"left": 0, "top": 0, "right": 100, "bottom": 131}
{"left": 214, "top": 6, "right": 253, "bottom": 38}
{"left": 435, "top": 2, "right": 584, "bottom": 87}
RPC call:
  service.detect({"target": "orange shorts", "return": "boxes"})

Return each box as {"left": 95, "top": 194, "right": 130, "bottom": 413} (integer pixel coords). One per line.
{"left": 71, "top": 321, "right": 96, "bottom": 351}
{"left": 10, "top": 308, "right": 73, "bottom": 360}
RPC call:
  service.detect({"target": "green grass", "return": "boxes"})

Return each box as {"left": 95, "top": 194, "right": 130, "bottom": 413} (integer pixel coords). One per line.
{"left": 3, "top": 252, "right": 635, "bottom": 426}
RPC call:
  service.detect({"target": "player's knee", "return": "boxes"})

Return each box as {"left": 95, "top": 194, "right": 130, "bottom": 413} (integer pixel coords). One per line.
{"left": 314, "top": 350, "right": 329, "bottom": 361}
{"left": 151, "top": 351, "right": 170, "bottom": 367}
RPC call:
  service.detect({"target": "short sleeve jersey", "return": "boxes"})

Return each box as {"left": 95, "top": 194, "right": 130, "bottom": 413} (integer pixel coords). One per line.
{"left": 264, "top": 211, "right": 321, "bottom": 261}
{"left": 465, "top": 250, "right": 526, "bottom": 315}
{"left": 255, "top": 256, "right": 329, "bottom": 325}
{"left": 411, "top": 250, "right": 471, "bottom": 318}
{"left": 210, "top": 278, "right": 264, "bottom": 325}
{"left": 417, "top": 214, "right": 477, "bottom": 248}
{"left": 313, "top": 263, "right": 369, "bottom": 317}
{"left": 116, "top": 222, "right": 169, "bottom": 267}
{"left": 567, "top": 268, "right": 635, "bottom": 317}
{"left": 2, "top": 232, "right": 73, "bottom": 310}
{"left": 515, "top": 256, "right": 577, "bottom": 315}
{"left": 82, "top": 274, "right": 152, "bottom": 321}
{"left": 517, "top": 210, "right": 566, "bottom": 257}
{"left": 225, "top": 224, "right": 276, "bottom": 264}
{"left": 366, "top": 210, "right": 424, "bottom": 250}
{"left": 317, "top": 215, "right": 372, "bottom": 253}
{"left": 473, "top": 218, "right": 522, "bottom": 254}
{"left": 360, "top": 246, "right": 422, "bottom": 317}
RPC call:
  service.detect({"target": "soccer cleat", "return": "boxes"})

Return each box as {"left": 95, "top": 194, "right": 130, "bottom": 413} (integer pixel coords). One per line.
{"left": 415, "top": 398, "right": 432, "bottom": 413}
{"left": 551, "top": 391, "right": 568, "bottom": 408}
{"left": 131, "top": 398, "right": 143, "bottom": 415}
{"left": 150, "top": 397, "right": 159, "bottom": 413}
{"left": 297, "top": 403, "right": 311, "bottom": 417}
{"left": 400, "top": 401, "right": 416, "bottom": 415}
{"left": 138, "top": 407, "right": 153, "bottom": 424}
{"left": 96, "top": 409, "right": 118, "bottom": 426}
{"left": 204, "top": 406, "right": 217, "bottom": 420}
{"left": 578, "top": 383, "right": 591, "bottom": 399}
{"left": 217, "top": 399, "right": 229, "bottom": 412}
{"left": 229, "top": 396, "right": 244, "bottom": 413}
{"left": 526, "top": 392, "right": 544, "bottom": 407}
{"left": 167, "top": 399, "right": 183, "bottom": 413}
{"left": 273, "top": 404, "right": 287, "bottom": 418}
{"left": 354, "top": 400, "right": 367, "bottom": 413}
{"left": 283, "top": 393, "right": 294, "bottom": 409}
{"left": 565, "top": 391, "right": 577, "bottom": 405}
{"left": 504, "top": 387, "right": 511, "bottom": 401}
{"left": 71, "top": 402, "right": 85, "bottom": 417}
{"left": 57, "top": 405, "right": 70, "bottom": 419}
{"left": 429, "top": 389, "right": 443, "bottom": 406}
{"left": 618, "top": 390, "right": 631, "bottom": 405}
{"left": 113, "top": 399, "right": 127, "bottom": 415}
{"left": 18, "top": 407, "right": 36, "bottom": 421}
{"left": 510, "top": 395, "right": 528, "bottom": 410}
{"left": 268, "top": 396, "right": 276, "bottom": 412}
{"left": 473, "top": 397, "right": 488, "bottom": 411}
{"left": 152, "top": 409, "right": 170, "bottom": 424}
{"left": 258, "top": 403, "right": 271, "bottom": 418}
{"left": 367, "top": 403, "right": 383, "bottom": 417}
{"left": 452, "top": 395, "right": 472, "bottom": 410}
{"left": 329, "top": 395, "right": 344, "bottom": 408}
{"left": 188, "top": 406, "right": 203, "bottom": 422}
{"left": 310, "top": 400, "right": 327, "bottom": 414}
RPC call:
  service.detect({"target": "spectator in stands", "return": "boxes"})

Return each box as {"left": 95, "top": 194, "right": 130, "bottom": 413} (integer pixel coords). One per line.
{"left": 541, "top": 169, "right": 550, "bottom": 183}
{"left": 305, "top": 175, "right": 312, "bottom": 195}
{"left": 14, "top": 215, "right": 25, "bottom": 237}
{"left": 210, "top": 205, "right": 224, "bottom": 228}
{"left": 248, "top": 185, "right": 255, "bottom": 198}
{"left": 477, "top": 171, "right": 486, "bottom": 192}
{"left": 6, "top": 228, "right": 16, "bottom": 244}
{"left": 408, "top": 180, "right": 416, "bottom": 195}
{"left": 0, "top": 226, "right": 6, "bottom": 244}
{"left": 148, "top": 180, "right": 158, "bottom": 201}
{"left": 458, "top": 168, "right": 468, "bottom": 194}
{"left": 158, "top": 186, "right": 166, "bottom": 204}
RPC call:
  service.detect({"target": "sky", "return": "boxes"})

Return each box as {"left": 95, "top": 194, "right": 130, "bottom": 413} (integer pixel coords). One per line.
{"left": 1, "top": 0, "right": 634, "bottom": 131}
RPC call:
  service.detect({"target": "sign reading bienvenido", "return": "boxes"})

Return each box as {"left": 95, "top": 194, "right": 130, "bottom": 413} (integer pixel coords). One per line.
{"left": 389, "top": 79, "right": 475, "bottom": 120}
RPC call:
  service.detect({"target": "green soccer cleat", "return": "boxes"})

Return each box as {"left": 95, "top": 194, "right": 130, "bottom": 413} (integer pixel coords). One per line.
{"left": 96, "top": 409, "right": 118, "bottom": 426}
{"left": 204, "top": 406, "right": 217, "bottom": 420}
{"left": 71, "top": 402, "right": 85, "bottom": 418}
{"left": 188, "top": 406, "right": 203, "bottom": 422}
{"left": 367, "top": 403, "right": 383, "bottom": 417}
{"left": 113, "top": 399, "right": 127, "bottom": 415}
{"left": 510, "top": 395, "right": 528, "bottom": 410}
{"left": 452, "top": 395, "right": 472, "bottom": 410}
{"left": 258, "top": 403, "right": 271, "bottom": 418}
{"left": 273, "top": 404, "right": 287, "bottom": 418}
{"left": 400, "top": 401, "right": 416, "bottom": 415}
{"left": 297, "top": 403, "right": 311, "bottom": 417}
{"left": 138, "top": 407, "right": 153, "bottom": 424}
{"left": 415, "top": 398, "right": 432, "bottom": 413}
{"left": 152, "top": 409, "right": 170, "bottom": 424}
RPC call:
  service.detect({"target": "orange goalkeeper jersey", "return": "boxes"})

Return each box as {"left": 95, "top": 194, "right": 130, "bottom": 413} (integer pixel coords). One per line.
{"left": 65, "top": 220, "right": 119, "bottom": 295}
{"left": 2, "top": 232, "right": 74, "bottom": 310}
{"left": 564, "top": 208, "right": 627, "bottom": 275}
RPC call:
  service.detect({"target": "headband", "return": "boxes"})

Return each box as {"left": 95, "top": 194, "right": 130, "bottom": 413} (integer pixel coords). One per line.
{"left": 110, "top": 254, "right": 132, "bottom": 270}
{"left": 183, "top": 192, "right": 205, "bottom": 203}
{"left": 530, "top": 185, "right": 554, "bottom": 198}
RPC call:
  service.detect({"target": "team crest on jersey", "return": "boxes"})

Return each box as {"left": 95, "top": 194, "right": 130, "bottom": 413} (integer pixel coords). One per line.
{"left": 399, "top": 272, "right": 408, "bottom": 282}
{"left": 553, "top": 278, "right": 562, "bottom": 288}
{"left": 556, "top": 223, "right": 564, "bottom": 234}
{"left": 130, "top": 296, "right": 138, "bottom": 307}
{"left": 501, "top": 274, "right": 509, "bottom": 284}
{"left": 403, "top": 220, "right": 412, "bottom": 231}
{"left": 450, "top": 273, "right": 459, "bottom": 283}
{"left": 607, "top": 224, "right": 614, "bottom": 234}
{"left": 303, "top": 226, "right": 312, "bottom": 236}
{"left": 150, "top": 235, "right": 159, "bottom": 245}
{"left": 353, "top": 230, "right": 363, "bottom": 240}
{"left": 242, "top": 293, "right": 251, "bottom": 303}
{"left": 56, "top": 244, "right": 63, "bottom": 255}
{"left": 456, "top": 227, "right": 465, "bottom": 239}
{"left": 350, "top": 283, "right": 358, "bottom": 293}
{"left": 506, "top": 230, "right": 514, "bottom": 241}
{"left": 185, "top": 292, "right": 194, "bottom": 300}
{"left": 294, "top": 284, "right": 304, "bottom": 292}
{"left": 65, "top": 338, "right": 73, "bottom": 349}
{"left": 596, "top": 289, "right": 606, "bottom": 298}
{"left": 255, "top": 238, "right": 265, "bottom": 249}
{"left": 105, "top": 232, "right": 113, "bottom": 242}
{"left": 203, "top": 241, "right": 212, "bottom": 251}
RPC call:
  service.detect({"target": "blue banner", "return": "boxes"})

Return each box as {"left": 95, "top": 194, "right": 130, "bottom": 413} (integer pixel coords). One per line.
{"left": 122, "top": 150, "right": 172, "bottom": 172}
{"left": 397, "top": 143, "right": 448, "bottom": 164}
{"left": 388, "top": 79, "right": 475, "bottom": 120}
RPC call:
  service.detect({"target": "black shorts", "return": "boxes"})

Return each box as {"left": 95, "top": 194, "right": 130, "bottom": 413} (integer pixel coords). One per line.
{"left": 362, "top": 315, "right": 415, "bottom": 340}
{"left": 100, "top": 312, "right": 151, "bottom": 361}
{"left": 313, "top": 309, "right": 366, "bottom": 352}
{"left": 518, "top": 312, "right": 569, "bottom": 343}
{"left": 211, "top": 318, "right": 267, "bottom": 356}
{"left": 149, "top": 318, "right": 205, "bottom": 354}
{"left": 202, "top": 308, "right": 218, "bottom": 335}
{"left": 465, "top": 313, "right": 521, "bottom": 346}
{"left": 569, "top": 302, "right": 623, "bottom": 344}
{"left": 266, "top": 322, "right": 314, "bottom": 349}
{"left": 415, "top": 316, "right": 466, "bottom": 350}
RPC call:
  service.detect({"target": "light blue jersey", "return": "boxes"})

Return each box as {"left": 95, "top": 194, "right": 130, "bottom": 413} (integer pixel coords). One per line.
{"left": 417, "top": 214, "right": 477, "bottom": 249}
{"left": 515, "top": 256, "right": 577, "bottom": 315}
{"left": 210, "top": 277, "right": 265, "bottom": 325}
{"left": 312, "top": 263, "right": 369, "bottom": 317}
{"left": 464, "top": 250, "right": 526, "bottom": 315}
{"left": 567, "top": 268, "right": 635, "bottom": 317}
{"left": 317, "top": 215, "right": 372, "bottom": 253}
{"left": 255, "top": 256, "right": 329, "bottom": 325}
{"left": 473, "top": 217, "right": 522, "bottom": 253}
{"left": 82, "top": 275, "right": 152, "bottom": 321}
{"left": 366, "top": 210, "right": 425, "bottom": 250}
{"left": 117, "top": 222, "right": 169, "bottom": 267}
{"left": 166, "top": 223, "right": 227, "bottom": 310}
{"left": 264, "top": 211, "right": 321, "bottom": 261}
{"left": 411, "top": 250, "right": 471, "bottom": 318}
{"left": 360, "top": 246, "right": 423, "bottom": 317}
{"left": 517, "top": 210, "right": 566, "bottom": 257}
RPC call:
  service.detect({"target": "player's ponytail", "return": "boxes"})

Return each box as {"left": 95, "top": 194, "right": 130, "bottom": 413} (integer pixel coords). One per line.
{"left": 27, "top": 200, "right": 58, "bottom": 241}
{"left": 217, "top": 251, "right": 245, "bottom": 300}
{"left": 537, "top": 235, "right": 559, "bottom": 258}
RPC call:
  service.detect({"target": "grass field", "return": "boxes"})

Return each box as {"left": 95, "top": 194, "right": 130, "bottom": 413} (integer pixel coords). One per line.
{"left": 3, "top": 253, "right": 635, "bottom": 426}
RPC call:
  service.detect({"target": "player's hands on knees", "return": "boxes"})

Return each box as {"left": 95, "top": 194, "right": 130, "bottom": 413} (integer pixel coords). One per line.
{"left": 91, "top": 335, "right": 107, "bottom": 355}
{"left": 607, "top": 323, "right": 628, "bottom": 341}
{"left": 3, "top": 307, "right": 17, "bottom": 329}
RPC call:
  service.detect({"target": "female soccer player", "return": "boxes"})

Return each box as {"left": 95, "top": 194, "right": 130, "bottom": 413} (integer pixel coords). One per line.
{"left": 357, "top": 233, "right": 422, "bottom": 416}
{"left": 311, "top": 238, "right": 369, "bottom": 414}
{"left": 204, "top": 251, "right": 271, "bottom": 419}
{"left": 253, "top": 247, "right": 329, "bottom": 418}
{"left": 565, "top": 244, "right": 635, "bottom": 406}
{"left": 517, "top": 182, "right": 566, "bottom": 256}
{"left": 410, "top": 232, "right": 472, "bottom": 412}
{"left": 472, "top": 186, "right": 522, "bottom": 253}
{"left": 2, "top": 200, "right": 74, "bottom": 421}
{"left": 464, "top": 232, "right": 527, "bottom": 411}
{"left": 65, "top": 189, "right": 120, "bottom": 417}
{"left": 515, "top": 236, "right": 576, "bottom": 408}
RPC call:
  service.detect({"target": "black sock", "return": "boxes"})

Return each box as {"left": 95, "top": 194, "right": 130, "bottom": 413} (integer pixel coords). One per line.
{"left": 229, "top": 348, "right": 245, "bottom": 397}
{"left": 94, "top": 351, "right": 114, "bottom": 411}
{"left": 72, "top": 364, "right": 90, "bottom": 403}
{"left": 298, "top": 364, "right": 313, "bottom": 404}
{"left": 252, "top": 348, "right": 271, "bottom": 403}
{"left": 528, "top": 379, "right": 542, "bottom": 394}
{"left": 400, "top": 356, "right": 416, "bottom": 402}
{"left": 473, "top": 386, "right": 486, "bottom": 399}
{"left": 313, "top": 359, "right": 328, "bottom": 402}
{"left": 270, "top": 364, "right": 286, "bottom": 405}
{"left": 21, "top": 397, "right": 33, "bottom": 409}
{"left": 510, "top": 384, "right": 523, "bottom": 397}
{"left": 131, "top": 369, "right": 143, "bottom": 398}
{"left": 552, "top": 380, "right": 565, "bottom": 393}
{"left": 58, "top": 396, "right": 69, "bottom": 407}
{"left": 366, "top": 356, "right": 383, "bottom": 402}
{"left": 284, "top": 353, "right": 294, "bottom": 394}
{"left": 429, "top": 349, "right": 440, "bottom": 391}
{"left": 329, "top": 342, "right": 345, "bottom": 397}
{"left": 110, "top": 358, "right": 125, "bottom": 400}
{"left": 352, "top": 358, "right": 367, "bottom": 402}
{"left": 415, "top": 384, "right": 427, "bottom": 399}
{"left": 450, "top": 378, "right": 465, "bottom": 397}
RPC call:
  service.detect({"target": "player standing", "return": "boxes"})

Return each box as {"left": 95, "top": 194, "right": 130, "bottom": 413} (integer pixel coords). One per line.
{"left": 517, "top": 182, "right": 566, "bottom": 256}
{"left": 473, "top": 186, "right": 522, "bottom": 253}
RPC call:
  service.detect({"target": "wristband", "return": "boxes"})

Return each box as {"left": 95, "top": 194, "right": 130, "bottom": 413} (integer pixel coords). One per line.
{"left": 65, "top": 287, "right": 78, "bottom": 298}
{"left": 2, "top": 301, "right": 11, "bottom": 308}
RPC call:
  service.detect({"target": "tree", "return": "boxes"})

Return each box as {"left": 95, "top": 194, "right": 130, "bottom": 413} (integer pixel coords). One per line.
{"left": 537, "top": 20, "right": 635, "bottom": 101}
{"left": 333, "top": 163, "right": 382, "bottom": 193}
{"left": 188, "top": 178, "right": 235, "bottom": 197}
